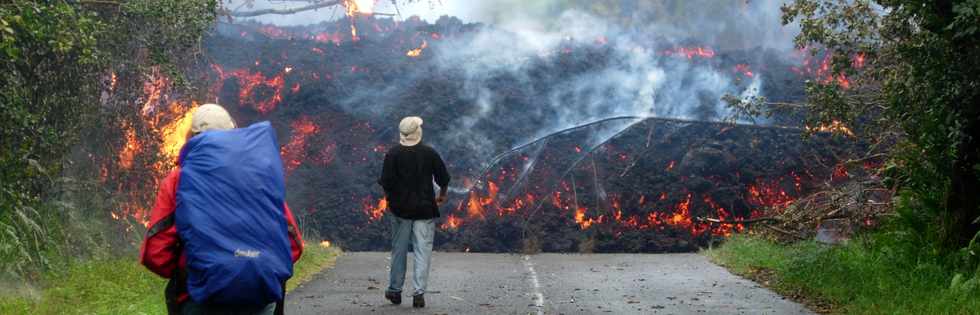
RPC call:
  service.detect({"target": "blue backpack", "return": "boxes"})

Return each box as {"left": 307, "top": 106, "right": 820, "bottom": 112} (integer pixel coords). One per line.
{"left": 176, "top": 122, "right": 293, "bottom": 305}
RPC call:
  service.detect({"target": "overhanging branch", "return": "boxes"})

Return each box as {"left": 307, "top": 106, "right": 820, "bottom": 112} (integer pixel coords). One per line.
{"left": 227, "top": 0, "right": 342, "bottom": 17}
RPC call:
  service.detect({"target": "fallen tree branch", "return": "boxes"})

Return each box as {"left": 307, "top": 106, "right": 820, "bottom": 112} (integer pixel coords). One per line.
{"left": 761, "top": 224, "right": 807, "bottom": 240}
{"left": 226, "top": 0, "right": 341, "bottom": 17}
{"left": 696, "top": 216, "right": 781, "bottom": 224}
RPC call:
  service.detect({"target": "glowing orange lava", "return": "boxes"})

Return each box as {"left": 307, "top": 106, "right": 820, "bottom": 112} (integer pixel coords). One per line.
{"left": 663, "top": 46, "right": 715, "bottom": 59}
{"left": 364, "top": 197, "right": 387, "bottom": 221}
{"left": 280, "top": 116, "right": 320, "bottom": 173}
{"left": 441, "top": 214, "right": 461, "bottom": 230}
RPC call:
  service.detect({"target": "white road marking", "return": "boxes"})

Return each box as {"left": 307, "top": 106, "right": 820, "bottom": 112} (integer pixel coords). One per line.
{"left": 523, "top": 255, "right": 545, "bottom": 315}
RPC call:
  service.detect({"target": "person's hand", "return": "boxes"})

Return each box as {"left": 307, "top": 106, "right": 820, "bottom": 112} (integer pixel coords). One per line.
{"left": 435, "top": 195, "right": 447, "bottom": 206}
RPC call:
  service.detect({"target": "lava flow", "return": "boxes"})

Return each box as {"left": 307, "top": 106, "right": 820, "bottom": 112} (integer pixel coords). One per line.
{"left": 99, "top": 14, "right": 865, "bottom": 253}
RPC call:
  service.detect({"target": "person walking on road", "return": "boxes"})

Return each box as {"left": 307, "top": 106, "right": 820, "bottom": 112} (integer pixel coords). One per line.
{"left": 378, "top": 116, "right": 451, "bottom": 308}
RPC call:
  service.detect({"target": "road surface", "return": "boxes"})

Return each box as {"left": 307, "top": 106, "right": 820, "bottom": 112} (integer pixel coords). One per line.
{"left": 286, "top": 252, "right": 812, "bottom": 314}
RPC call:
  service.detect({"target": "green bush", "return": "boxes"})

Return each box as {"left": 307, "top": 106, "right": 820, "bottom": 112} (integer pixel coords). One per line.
{"left": 707, "top": 234, "right": 980, "bottom": 314}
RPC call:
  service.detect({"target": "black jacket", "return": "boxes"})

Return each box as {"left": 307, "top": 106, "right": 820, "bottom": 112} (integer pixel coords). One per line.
{"left": 378, "top": 144, "right": 450, "bottom": 220}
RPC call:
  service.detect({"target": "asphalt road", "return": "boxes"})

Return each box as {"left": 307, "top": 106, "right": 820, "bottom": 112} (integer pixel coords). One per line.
{"left": 286, "top": 252, "right": 812, "bottom": 315}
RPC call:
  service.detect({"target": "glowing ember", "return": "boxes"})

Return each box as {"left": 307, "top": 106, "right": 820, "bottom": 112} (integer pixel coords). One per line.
{"left": 852, "top": 53, "right": 866, "bottom": 69}
{"left": 312, "top": 31, "right": 344, "bottom": 46}
{"left": 440, "top": 214, "right": 461, "bottom": 230}
{"left": 832, "top": 163, "right": 850, "bottom": 180}
{"left": 466, "top": 191, "right": 486, "bottom": 219}
{"left": 574, "top": 207, "right": 594, "bottom": 229}
{"left": 211, "top": 64, "right": 287, "bottom": 114}
{"left": 109, "top": 71, "right": 118, "bottom": 91}
{"left": 792, "top": 52, "right": 859, "bottom": 89}
{"left": 280, "top": 116, "right": 320, "bottom": 173}
{"left": 118, "top": 124, "right": 140, "bottom": 170}
{"left": 257, "top": 25, "right": 288, "bottom": 38}
{"left": 806, "top": 120, "right": 855, "bottom": 137}
{"left": 663, "top": 46, "right": 715, "bottom": 59}
{"left": 735, "top": 64, "right": 754, "bottom": 77}
{"left": 406, "top": 40, "right": 428, "bottom": 58}
{"left": 666, "top": 194, "right": 693, "bottom": 229}
{"left": 746, "top": 177, "right": 797, "bottom": 211}
{"left": 363, "top": 197, "right": 387, "bottom": 221}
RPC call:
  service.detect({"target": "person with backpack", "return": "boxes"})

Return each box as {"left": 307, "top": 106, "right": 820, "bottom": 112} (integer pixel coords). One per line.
{"left": 139, "top": 104, "right": 304, "bottom": 315}
{"left": 378, "top": 116, "right": 451, "bottom": 308}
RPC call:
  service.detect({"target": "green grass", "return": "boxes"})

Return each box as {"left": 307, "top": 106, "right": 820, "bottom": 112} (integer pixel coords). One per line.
{"left": 704, "top": 234, "right": 980, "bottom": 315}
{"left": 0, "top": 244, "right": 340, "bottom": 315}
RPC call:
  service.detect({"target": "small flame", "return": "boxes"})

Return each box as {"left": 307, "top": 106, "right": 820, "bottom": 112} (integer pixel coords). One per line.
{"left": 806, "top": 120, "right": 855, "bottom": 137}
{"left": 118, "top": 125, "right": 139, "bottom": 170}
{"left": 319, "top": 240, "right": 332, "bottom": 248}
{"left": 406, "top": 40, "right": 428, "bottom": 58}
{"left": 364, "top": 197, "right": 387, "bottom": 221}
{"left": 109, "top": 71, "right": 118, "bottom": 91}
{"left": 343, "top": 0, "right": 375, "bottom": 41}
{"left": 574, "top": 207, "right": 594, "bottom": 229}
{"left": 160, "top": 103, "right": 196, "bottom": 162}
{"left": 441, "top": 214, "right": 461, "bottom": 230}
{"left": 344, "top": 0, "right": 375, "bottom": 16}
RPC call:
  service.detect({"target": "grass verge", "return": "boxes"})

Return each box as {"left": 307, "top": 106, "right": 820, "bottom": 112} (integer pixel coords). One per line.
{"left": 0, "top": 243, "right": 340, "bottom": 315}
{"left": 704, "top": 234, "right": 980, "bottom": 314}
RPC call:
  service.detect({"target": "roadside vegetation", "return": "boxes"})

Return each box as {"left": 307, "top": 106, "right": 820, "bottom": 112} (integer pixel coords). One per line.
{"left": 711, "top": 0, "right": 980, "bottom": 313}
{"left": 0, "top": 2, "right": 341, "bottom": 312}
{"left": 0, "top": 244, "right": 339, "bottom": 315}
{"left": 707, "top": 234, "right": 980, "bottom": 314}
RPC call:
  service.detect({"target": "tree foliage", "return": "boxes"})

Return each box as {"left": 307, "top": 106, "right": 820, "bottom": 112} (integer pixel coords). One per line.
{"left": 0, "top": 0, "right": 216, "bottom": 277}
{"left": 781, "top": 0, "right": 980, "bottom": 255}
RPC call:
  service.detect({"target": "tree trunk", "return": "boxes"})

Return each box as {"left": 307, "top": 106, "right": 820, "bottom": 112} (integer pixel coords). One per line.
{"left": 946, "top": 118, "right": 980, "bottom": 249}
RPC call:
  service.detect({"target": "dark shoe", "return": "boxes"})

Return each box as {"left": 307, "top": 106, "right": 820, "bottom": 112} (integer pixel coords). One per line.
{"left": 413, "top": 294, "right": 425, "bottom": 308}
{"left": 385, "top": 291, "right": 401, "bottom": 305}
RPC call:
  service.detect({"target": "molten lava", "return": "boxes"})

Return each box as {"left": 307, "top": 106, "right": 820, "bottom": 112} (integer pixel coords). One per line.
{"left": 441, "top": 214, "right": 461, "bottom": 230}
{"left": 211, "top": 64, "right": 288, "bottom": 114}
{"left": 663, "top": 46, "right": 716, "bottom": 59}
{"left": 280, "top": 116, "right": 320, "bottom": 173}
{"left": 574, "top": 207, "right": 594, "bottom": 229}
{"left": 363, "top": 197, "right": 387, "bottom": 221}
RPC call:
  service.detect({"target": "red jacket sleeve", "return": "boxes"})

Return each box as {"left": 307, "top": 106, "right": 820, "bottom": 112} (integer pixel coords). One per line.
{"left": 139, "top": 169, "right": 182, "bottom": 278}
{"left": 284, "top": 203, "right": 304, "bottom": 263}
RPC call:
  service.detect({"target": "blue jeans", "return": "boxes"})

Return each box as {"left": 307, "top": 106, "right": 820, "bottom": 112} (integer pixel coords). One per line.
{"left": 386, "top": 215, "right": 434, "bottom": 296}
